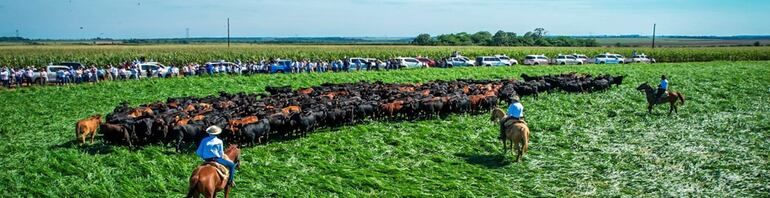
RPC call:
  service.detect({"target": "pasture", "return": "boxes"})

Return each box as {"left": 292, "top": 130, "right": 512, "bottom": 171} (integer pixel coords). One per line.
{"left": 0, "top": 61, "right": 768, "bottom": 197}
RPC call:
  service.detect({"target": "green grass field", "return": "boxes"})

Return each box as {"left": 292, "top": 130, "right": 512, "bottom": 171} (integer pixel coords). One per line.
{"left": 0, "top": 61, "right": 768, "bottom": 197}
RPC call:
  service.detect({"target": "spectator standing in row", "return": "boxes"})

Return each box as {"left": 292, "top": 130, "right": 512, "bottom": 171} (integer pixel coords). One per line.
{"left": 56, "top": 68, "right": 66, "bottom": 85}
{"left": 24, "top": 67, "right": 34, "bottom": 86}
{"left": 14, "top": 68, "right": 23, "bottom": 87}
{"left": 0, "top": 66, "right": 10, "bottom": 88}
{"left": 109, "top": 65, "right": 118, "bottom": 80}
{"left": 39, "top": 68, "right": 48, "bottom": 86}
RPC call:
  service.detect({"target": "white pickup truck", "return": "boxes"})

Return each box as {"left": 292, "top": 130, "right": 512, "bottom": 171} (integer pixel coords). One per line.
{"left": 32, "top": 65, "right": 70, "bottom": 83}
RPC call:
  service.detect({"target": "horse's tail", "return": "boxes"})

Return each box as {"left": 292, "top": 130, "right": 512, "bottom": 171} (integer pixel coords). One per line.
{"left": 520, "top": 124, "right": 530, "bottom": 155}
{"left": 185, "top": 172, "right": 200, "bottom": 198}
{"left": 677, "top": 93, "right": 685, "bottom": 105}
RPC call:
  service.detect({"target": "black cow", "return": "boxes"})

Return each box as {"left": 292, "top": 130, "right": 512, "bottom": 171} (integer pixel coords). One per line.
{"left": 241, "top": 118, "right": 271, "bottom": 146}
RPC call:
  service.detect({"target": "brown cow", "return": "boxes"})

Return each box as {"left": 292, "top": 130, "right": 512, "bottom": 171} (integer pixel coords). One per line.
{"left": 183, "top": 104, "right": 196, "bottom": 112}
{"left": 176, "top": 118, "right": 191, "bottom": 126}
{"left": 127, "top": 107, "right": 154, "bottom": 118}
{"left": 192, "top": 114, "right": 206, "bottom": 122}
{"left": 298, "top": 88, "right": 314, "bottom": 95}
{"left": 76, "top": 114, "right": 102, "bottom": 144}
{"left": 226, "top": 116, "right": 259, "bottom": 135}
{"left": 469, "top": 95, "right": 486, "bottom": 111}
{"left": 379, "top": 101, "right": 404, "bottom": 118}
{"left": 281, "top": 106, "right": 301, "bottom": 115}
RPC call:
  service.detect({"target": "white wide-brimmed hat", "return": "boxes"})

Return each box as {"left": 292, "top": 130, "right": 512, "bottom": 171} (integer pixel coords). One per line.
{"left": 206, "top": 126, "right": 222, "bottom": 135}
{"left": 510, "top": 95, "right": 520, "bottom": 102}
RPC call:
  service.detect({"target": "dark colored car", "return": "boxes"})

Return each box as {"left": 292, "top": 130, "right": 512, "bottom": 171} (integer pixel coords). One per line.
{"left": 416, "top": 57, "right": 436, "bottom": 67}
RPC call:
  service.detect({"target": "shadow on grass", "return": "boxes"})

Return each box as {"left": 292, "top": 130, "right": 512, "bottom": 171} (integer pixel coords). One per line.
{"left": 51, "top": 139, "right": 116, "bottom": 155}
{"left": 455, "top": 152, "right": 511, "bottom": 169}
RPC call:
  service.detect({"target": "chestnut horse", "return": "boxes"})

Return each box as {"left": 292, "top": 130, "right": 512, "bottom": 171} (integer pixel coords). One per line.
{"left": 636, "top": 83, "right": 685, "bottom": 116}
{"left": 490, "top": 108, "right": 506, "bottom": 123}
{"left": 186, "top": 145, "right": 241, "bottom": 198}
{"left": 500, "top": 120, "right": 530, "bottom": 162}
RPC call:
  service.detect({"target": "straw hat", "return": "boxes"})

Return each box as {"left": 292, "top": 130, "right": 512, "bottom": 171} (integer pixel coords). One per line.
{"left": 510, "top": 95, "right": 520, "bottom": 102}
{"left": 206, "top": 126, "right": 222, "bottom": 135}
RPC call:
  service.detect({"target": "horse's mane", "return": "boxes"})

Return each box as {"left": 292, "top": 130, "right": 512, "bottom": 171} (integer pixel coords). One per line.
{"left": 89, "top": 114, "right": 102, "bottom": 119}
{"left": 225, "top": 144, "right": 240, "bottom": 154}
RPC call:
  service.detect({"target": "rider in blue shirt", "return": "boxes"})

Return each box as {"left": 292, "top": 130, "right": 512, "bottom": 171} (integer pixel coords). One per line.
{"left": 500, "top": 95, "right": 524, "bottom": 139}
{"left": 656, "top": 75, "right": 668, "bottom": 102}
{"left": 196, "top": 126, "right": 237, "bottom": 187}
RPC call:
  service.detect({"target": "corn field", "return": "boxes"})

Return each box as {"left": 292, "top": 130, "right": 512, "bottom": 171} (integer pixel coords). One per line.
{"left": 2, "top": 44, "right": 770, "bottom": 67}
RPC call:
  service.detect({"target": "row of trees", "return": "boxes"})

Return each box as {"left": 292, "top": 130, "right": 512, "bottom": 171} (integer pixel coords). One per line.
{"left": 412, "top": 29, "right": 598, "bottom": 47}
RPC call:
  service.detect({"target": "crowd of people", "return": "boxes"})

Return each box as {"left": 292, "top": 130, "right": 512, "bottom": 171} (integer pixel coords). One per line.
{"left": 0, "top": 58, "right": 414, "bottom": 89}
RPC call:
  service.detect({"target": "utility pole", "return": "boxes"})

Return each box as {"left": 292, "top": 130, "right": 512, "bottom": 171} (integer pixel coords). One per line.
{"left": 186, "top": 28, "right": 190, "bottom": 39}
{"left": 16, "top": 29, "right": 19, "bottom": 37}
{"left": 227, "top": 18, "right": 230, "bottom": 47}
{"left": 651, "top": 23, "right": 656, "bottom": 49}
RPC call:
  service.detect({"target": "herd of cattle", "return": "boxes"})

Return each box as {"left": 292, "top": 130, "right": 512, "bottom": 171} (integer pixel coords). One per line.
{"left": 80, "top": 72, "right": 624, "bottom": 151}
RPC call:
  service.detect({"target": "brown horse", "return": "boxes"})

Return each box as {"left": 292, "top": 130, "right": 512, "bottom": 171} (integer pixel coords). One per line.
{"left": 76, "top": 114, "right": 102, "bottom": 144}
{"left": 501, "top": 120, "right": 529, "bottom": 162}
{"left": 500, "top": 120, "right": 530, "bottom": 162}
{"left": 490, "top": 108, "right": 506, "bottom": 123}
{"left": 186, "top": 145, "right": 241, "bottom": 198}
{"left": 636, "top": 83, "right": 685, "bottom": 116}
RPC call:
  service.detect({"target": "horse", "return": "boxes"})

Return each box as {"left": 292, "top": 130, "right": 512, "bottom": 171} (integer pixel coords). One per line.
{"left": 76, "top": 114, "right": 102, "bottom": 144}
{"left": 490, "top": 108, "right": 506, "bottom": 123}
{"left": 636, "top": 82, "right": 685, "bottom": 116}
{"left": 500, "top": 120, "right": 530, "bottom": 162}
{"left": 186, "top": 145, "right": 242, "bottom": 198}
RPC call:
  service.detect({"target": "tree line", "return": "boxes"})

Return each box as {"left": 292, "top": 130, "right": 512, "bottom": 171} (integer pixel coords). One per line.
{"left": 412, "top": 28, "right": 598, "bottom": 47}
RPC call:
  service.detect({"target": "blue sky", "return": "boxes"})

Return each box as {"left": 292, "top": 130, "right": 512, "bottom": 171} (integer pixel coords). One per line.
{"left": 0, "top": 0, "right": 768, "bottom": 39}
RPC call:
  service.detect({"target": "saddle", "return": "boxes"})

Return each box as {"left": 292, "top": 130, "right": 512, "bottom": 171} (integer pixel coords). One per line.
{"left": 502, "top": 118, "right": 527, "bottom": 128}
{"left": 201, "top": 156, "right": 231, "bottom": 182}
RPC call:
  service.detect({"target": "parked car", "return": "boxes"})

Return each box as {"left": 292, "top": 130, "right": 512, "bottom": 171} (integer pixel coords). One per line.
{"left": 270, "top": 59, "right": 293, "bottom": 73}
{"left": 347, "top": 58, "right": 384, "bottom": 71}
{"left": 137, "top": 62, "right": 169, "bottom": 77}
{"left": 552, "top": 54, "right": 584, "bottom": 65}
{"left": 495, "top": 55, "right": 518, "bottom": 65}
{"left": 476, "top": 56, "right": 510, "bottom": 66}
{"left": 572, "top": 54, "right": 590, "bottom": 64}
{"left": 395, "top": 57, "right": 424, "bottom": 69}
{"left": 442, "top": 56, "right": 475, "bottom": 67}
{"left": 594, "top": 53, "right": 625, "bottom": 64}
{"left": 523, "top": 55, "right": 550, "bottom": 65}
{"left": 32, "top": 65, "right": 70, "bottom": 83}
{"left": 415, "top": 57, "right": 437, "bottom": 67}
{"left": 628, "top": 53, "right": 655, "bottom": 63}
{"left": 55, "top": 62, "right": 85, "bottom": 70}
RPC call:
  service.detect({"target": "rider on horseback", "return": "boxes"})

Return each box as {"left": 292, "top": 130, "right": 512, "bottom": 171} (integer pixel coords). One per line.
{"left": 196, "top": 126, "right": 237, "bottom": 187}
{"left": 656, "top": 75, "right": 668, "bottom": 102}
{"left": 500, "top": 95, "right": 524, "bottom": 139}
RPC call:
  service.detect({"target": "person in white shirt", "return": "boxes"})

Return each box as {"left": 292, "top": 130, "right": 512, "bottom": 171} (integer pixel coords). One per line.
{"left": 0, "top": 66, "right": 10, "bottom": 88}
{"left": 39, "top": 68, "right": 48, "bottom": 85}
{"left": 109, "top": 65, "right": 118, "bottom": 80}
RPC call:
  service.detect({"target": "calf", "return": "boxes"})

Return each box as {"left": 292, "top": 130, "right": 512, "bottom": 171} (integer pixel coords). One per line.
{"left": 76, "top": 114, "right": 102, "bottom": 144}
